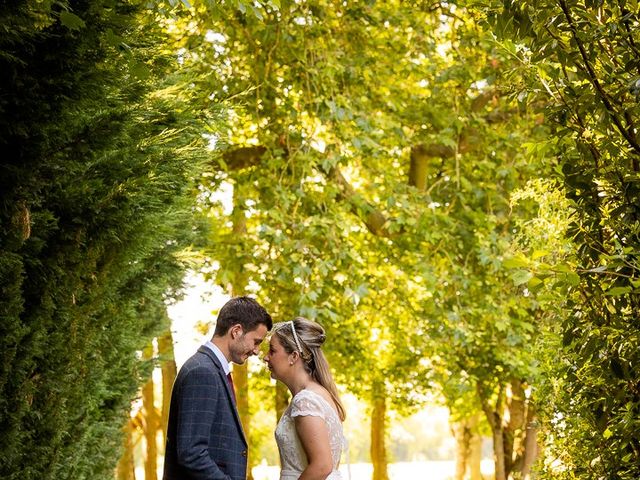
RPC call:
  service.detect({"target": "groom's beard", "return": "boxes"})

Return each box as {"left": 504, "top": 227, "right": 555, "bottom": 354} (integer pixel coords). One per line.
{"left": 229, "top": 336, "right": 251, "bottom": 364}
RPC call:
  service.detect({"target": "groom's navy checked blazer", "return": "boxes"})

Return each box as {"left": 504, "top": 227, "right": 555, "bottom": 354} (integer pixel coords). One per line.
{"left": 163, "top": 346, "right": 247, "bottom": 480}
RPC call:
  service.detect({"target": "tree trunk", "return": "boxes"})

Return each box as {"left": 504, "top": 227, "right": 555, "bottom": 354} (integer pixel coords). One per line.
{"left": 491, "top": 414, "right": 506, "bottom": 480}
{"left": 233, "top": 363, "right": 252, "bottom": 479}
{"left": 228, "top": 180, "right": 253, "bottom": 479}
{"left": 453, "top": 420, "right": 472, "bottom": 480}
{"left": 143, "top": 345, "right": 158, "bottom": 480}
{"left": 521, "top": 407, "right": 539, "bottom": 479}
{"left": 116, "top": 419, "right": 136, "bottom": 480}
{"left": 470, "top": 429, "right": 483, "bottom": 480}
{"left": 371, "top": 380, "right": 389, "bottom": 480}
{"left": 478, "top": 383, "right": 506, "bottom": 480}
{"left": 409, "top": 146, "right": 429, "bottom": 190}
{"left": 158, "top": 331, "right": 176, "bottom": 445}
{"left": 503, "top": 379, "right": 526, "bottom": 478}
{"left": 452, "top": 413, "right": 483, "bottom": 480}
{"left": 479, "top": 380, "right": 539, "bottom": 480}
{"left": 506, "top": 379, "right": 538, "bottom": 479}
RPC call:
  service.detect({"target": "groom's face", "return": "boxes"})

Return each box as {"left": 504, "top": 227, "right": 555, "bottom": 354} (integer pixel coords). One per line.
{"left": 228, "top": 324, "right": 269, "bottom": 364}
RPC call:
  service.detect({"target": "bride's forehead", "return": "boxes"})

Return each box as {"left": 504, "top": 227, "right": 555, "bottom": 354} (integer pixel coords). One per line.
{"left": 269, "top": 334, "right": 284, "bottom": 347}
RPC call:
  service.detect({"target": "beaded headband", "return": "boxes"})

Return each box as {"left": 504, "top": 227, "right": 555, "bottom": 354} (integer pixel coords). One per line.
{"left": 275, "top": 320, "right": 303, "bottom": 352}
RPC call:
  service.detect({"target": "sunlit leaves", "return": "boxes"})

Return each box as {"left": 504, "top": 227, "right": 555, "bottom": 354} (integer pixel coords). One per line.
{"left": 481, "top": 0, "right": 640, "bottom": 477}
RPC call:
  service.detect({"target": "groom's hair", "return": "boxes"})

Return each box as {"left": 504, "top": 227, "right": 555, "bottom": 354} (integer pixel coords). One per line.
{"left": 213, "top": 296, "right": 272, "bottom": 336}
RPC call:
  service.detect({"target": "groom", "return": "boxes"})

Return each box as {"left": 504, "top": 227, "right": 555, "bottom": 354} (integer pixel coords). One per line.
{"left": 163, "top": 296, "right": 272, "bottom": 480}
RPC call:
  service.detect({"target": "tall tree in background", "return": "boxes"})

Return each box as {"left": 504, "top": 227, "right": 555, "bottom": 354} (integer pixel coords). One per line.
{"left": 188, "top": 2, "right": 551, "bottom": 478}
{"left": 371, "top": 5, "right": 551, "bottom": 478}
{"left": 116, "top": 419, "right": 136, "bottom": 480}
{"left": 142, "top": 345, "right": 159, "bottom": 480}
{"left": 158, "top": 331, "right": 177, "bottom": 444}
{"left": 0, "top": 0, "right": 208, "bottom": 478}
{"left": 229, "top": 180, "right": 256, "bottom": 480}
{"left": 187, "top": 2, "right": 449, "bottom": 476}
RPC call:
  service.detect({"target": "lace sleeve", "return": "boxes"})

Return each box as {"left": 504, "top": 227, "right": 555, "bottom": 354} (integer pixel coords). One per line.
{"left": 290, "top": 391, "right": 326, "bottom": 420}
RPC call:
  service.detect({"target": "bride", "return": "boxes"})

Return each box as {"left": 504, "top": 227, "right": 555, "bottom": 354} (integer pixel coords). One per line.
{"left": 264, "top": 317, "right": 347, "bottom": 480}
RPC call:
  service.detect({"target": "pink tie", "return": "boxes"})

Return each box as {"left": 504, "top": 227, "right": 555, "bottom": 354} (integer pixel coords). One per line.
{"left": 227, "top": 372, "right": 236, "bottom": 404}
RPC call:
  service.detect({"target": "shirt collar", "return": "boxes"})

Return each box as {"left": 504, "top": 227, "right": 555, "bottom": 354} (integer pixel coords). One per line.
{"left": 204, "top": 341, "right": 230, "bottom": 375}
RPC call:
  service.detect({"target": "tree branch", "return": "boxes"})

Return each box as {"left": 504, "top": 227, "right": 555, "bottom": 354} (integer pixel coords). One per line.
{"left": 220, "top": 145, "right": 396, "bottom": 237}
{"left": 328, "top": 166, "right": 395, "bottom": 237}
{"left": 221, "top": 146, "right": 267, "bottom": 170}
{"left": 558, "top": 0, "right": 640, "bottom": 155}
{"left": 617, "top": 0, "right": 640, "bottom": 74}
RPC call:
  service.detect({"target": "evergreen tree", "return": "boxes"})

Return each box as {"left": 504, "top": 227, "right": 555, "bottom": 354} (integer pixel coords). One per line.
{"left": 0, "top": 1, "right": 207, "bottom": 478}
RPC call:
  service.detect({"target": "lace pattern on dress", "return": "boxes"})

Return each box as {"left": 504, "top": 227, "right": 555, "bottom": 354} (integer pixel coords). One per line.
{"left": 290, "top": 392, "right": 328, "bottom": 419}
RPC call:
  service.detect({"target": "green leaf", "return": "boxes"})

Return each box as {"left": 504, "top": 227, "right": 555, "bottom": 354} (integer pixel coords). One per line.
{"left": 527, "top": 276, "right": 543, "bottom": 288}
{"left": 605, "top": 286, "right": 631, "bottom": 296}
{"left": 503, "top": 255, "right": 529, "bottom": 268}
{"left": 104, "top": 29, "right": 125, "bottom": 48}
{"left": 60, "top": 11, "right": 86, "bottom": 30}
{"left": 565, "top": 272, "right": 580, "bottom": 286}
{"left": 511, "top": 269, "right": 533, "bottom": 285}
{"left": 555, "top": 263, "right": 574, "bottom": 273}
{"left": 249, "top": 5, "right": 264, "bottom": 20}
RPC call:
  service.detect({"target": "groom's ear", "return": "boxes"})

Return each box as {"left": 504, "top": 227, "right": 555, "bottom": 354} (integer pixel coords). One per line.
{"left": 229, "top": 324, "right": 243, "bottom": 339}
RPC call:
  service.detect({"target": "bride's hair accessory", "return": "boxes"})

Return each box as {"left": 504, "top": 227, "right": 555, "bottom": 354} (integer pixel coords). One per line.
{"left": 275, "top": 320, "right": 303, "bottom": 352}
{"left": 288, "top": 320, "right": 303, "bottom": 352}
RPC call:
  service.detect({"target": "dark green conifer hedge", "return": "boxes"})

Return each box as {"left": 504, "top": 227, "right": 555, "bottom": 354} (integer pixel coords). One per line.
{"left": 0, "top": 1, "right": 206, "bottom": 478}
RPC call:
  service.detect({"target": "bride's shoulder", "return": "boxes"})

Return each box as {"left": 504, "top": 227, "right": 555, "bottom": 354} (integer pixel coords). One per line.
{"left": 295, "top": 387, "right": 337, "bottom": 414}
{"left": 294, "top": 385, "right": 324, "bottom": 400}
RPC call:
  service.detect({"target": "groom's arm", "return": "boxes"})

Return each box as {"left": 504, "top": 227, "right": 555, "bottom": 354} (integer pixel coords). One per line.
{"left": 175, "top": 364, "right": 232, "bottom": 480}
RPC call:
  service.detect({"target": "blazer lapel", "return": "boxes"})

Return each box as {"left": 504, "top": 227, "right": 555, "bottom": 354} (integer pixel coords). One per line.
{"left": 198, "top": 346, "right": 248, "bottom": 446}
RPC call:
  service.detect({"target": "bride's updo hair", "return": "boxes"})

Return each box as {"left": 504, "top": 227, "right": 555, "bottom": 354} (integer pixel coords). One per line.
{"left": 273, "top": 317, "right": 346, "bottom": 421}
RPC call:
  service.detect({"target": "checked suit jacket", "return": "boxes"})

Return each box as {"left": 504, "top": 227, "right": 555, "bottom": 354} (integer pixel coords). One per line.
{"left": 163, "top": 346, "right": 248, "bottom": 480}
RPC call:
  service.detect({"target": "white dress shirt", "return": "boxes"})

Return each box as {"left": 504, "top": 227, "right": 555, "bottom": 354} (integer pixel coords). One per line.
{"left": 204, "top": 341, "right": 231, "bottom": 375}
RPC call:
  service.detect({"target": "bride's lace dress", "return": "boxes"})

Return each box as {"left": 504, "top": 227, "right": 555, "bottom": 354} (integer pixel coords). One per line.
{"left": 275, "top": 389, "right": 346, "bottom": 480}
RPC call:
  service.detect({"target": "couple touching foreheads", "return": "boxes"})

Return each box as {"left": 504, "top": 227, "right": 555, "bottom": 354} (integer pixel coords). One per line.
{"left": 163, "top": 296, "right": 346, "bottom": 480}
